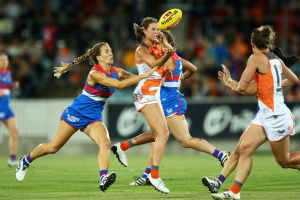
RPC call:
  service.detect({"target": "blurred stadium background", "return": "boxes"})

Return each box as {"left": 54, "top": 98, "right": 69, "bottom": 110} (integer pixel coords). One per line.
{"left": 0, "top": 0, "right": 299, "bottom": 199}
{"left": 0, "top": 0, "right": 299, "bottom": 153}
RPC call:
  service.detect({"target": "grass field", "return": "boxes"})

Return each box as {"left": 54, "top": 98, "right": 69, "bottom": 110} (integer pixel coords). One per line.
{"left": 0, "top": 153, "right": 299, "bottom": 200}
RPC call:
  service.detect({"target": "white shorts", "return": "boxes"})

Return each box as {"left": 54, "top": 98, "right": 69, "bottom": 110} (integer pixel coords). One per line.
{"left": 133, "top": 94, "right": 160, "bottom": 112}
{"left": 251, "top": 110, "right": 295, "bottom": 141}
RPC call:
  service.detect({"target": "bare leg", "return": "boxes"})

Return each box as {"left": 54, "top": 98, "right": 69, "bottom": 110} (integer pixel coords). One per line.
{"left": 167, "top": 115, "right": 215, "bottom": 154}
{"left": 234, "top": 124, "right": 266, "bottom": 184}
{"left": 219, "top": 125, "right": 266, "bottom": 178}
{"left": 30, "top": 121, "right": 77, "bottom": 160}
{"left": 84, "top": 121, "right": 111, "bottom": 171}
{"left": 131, "top": 131, "right": 155, "bottom": 146}
{"left": 270, "top": 136, "right": 300, "bottom": 169}
{"left": 141, "top": 103, "right": 169, "bottom": 167}
{"left": 3, "top": 117, "right": 19, "bottom": 157}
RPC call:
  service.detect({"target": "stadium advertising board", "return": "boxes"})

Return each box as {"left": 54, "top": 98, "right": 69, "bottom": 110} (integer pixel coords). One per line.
{"left": 108, "top": 102, "right": 300, "bottom": 139}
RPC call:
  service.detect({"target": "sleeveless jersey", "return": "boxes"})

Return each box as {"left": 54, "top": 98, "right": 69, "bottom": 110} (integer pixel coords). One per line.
{"left": 61, "top": 64, "right": 119, "bottom": 129}
{"left": 82, "top": 64, "right": 119, "bottom": 101}
{"left": 162, "top": 53, "right": 182, "bottom": 88}
{"left": 70, "top": 64, "right": 119, "bottom": 115}
{"left": 0, "top": 69, "right": 15, "bottom": 120}
{"left": 0, "top": 69, "right": 12, "bottom": 96}
{"left": 134, "top": 42, "right": 165, "bottom": 97}
{"left": 255, "top": 52, "right": 287, "bottom": 117}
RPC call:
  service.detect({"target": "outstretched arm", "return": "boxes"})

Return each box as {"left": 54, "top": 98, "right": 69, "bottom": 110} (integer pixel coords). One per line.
{"left": 90, "top": 67, "right": 157, "bottom": 90}
{"left": 115, "top": 68, "right": 136, "bottom": 79}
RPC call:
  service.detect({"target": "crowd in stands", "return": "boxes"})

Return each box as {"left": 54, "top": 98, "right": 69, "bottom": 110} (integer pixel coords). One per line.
{"left": 0, "top": 0, "right": 299, "bottom": 101}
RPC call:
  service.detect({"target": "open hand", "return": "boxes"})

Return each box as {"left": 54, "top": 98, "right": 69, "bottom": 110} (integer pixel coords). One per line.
{"left": 218, "top": 64, "right": 232, "bottom": 87}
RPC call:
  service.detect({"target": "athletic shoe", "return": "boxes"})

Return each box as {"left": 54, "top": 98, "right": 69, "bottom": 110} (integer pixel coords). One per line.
{"left": 202, "top": 176, "right": 220, "bottom": 193}
{"left": 220, "top": 151, "right": 230, "bottom": 167}
{"left": 16, "top": 156, "right": 29, "bottom": 182}
{"left": 147, "top": 174, "right": 170, "bottom": 194}
{"left": 111, "top": 142, "right": 128, "bottom": 167}
{"left": 8, "top": 159, "right": 19, "bottom": 167}
{"left": 129, "top": 176, "right": 150, "bottom": 186}
{"left": 211, "top": 190, "right": 240, "bottom": 200}
{"left": 100, "top": 172, "right": 117, "bottom": 191}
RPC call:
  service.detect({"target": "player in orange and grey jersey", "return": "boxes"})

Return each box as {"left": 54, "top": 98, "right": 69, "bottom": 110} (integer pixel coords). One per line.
{"left": 111, "top": 17, "right": 174, "bottom": 194}
{"left": 202, "top": 25, "right": 299, "bottom": 200}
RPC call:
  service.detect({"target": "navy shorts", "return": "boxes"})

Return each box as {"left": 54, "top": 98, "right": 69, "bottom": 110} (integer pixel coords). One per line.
{"left": 160, "top": 90, "right": 187, "bottom": 118}
{"left": 61, "top": 107, "right": 103, "bottom": 131}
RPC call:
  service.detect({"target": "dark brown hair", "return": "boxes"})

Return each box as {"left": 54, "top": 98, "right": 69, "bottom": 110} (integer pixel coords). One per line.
{"left": 251, "top": 25, "right": 275, "bottom": 50}
{"left": 72, "top": 42, "right": 108, "bottom": 65}
{"left": 133, "top": 17, "right": 158, "bottom": 43}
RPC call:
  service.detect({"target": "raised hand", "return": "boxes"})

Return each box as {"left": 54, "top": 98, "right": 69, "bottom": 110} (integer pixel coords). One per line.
{"left": 218, "top": 64, "right": 233, "bottom": 88}
{"left": 163, "top": 68, "right": 173, "bottom": 79}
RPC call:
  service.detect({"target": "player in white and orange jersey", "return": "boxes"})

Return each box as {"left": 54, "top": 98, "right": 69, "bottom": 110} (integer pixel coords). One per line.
{"left": 112, "top": 30, "right": 230, "bottom": 187}
{"left": 111, "top": 17, "right": 174, "bottom": 194}
{"left": 202, "top": 25, "right": 299, "bottom": 200}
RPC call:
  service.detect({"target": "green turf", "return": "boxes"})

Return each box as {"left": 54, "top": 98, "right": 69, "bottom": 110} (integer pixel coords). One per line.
{"left": 0, "top": 153, "right": 299, "bottom": 199}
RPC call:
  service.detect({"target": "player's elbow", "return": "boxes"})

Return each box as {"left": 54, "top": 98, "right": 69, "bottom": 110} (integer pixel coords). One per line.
{"left": 192, "top": 67, "right": 198, "bottom": 73}
{"left": 292, "top": 77, "right": 299, "bottom": 84}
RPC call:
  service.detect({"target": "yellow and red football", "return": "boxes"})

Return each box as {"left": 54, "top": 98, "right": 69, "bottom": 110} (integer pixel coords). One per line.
{"left": 158, "top": 8, "right": 182, "bottom": 30}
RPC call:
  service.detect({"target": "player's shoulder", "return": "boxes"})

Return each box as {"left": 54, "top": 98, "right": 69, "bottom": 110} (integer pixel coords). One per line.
{"left": 136, "top": 45, "right": 147, "bottom": 52}
{"left": 249, "top": 52, "right": 268, "bottom": 64}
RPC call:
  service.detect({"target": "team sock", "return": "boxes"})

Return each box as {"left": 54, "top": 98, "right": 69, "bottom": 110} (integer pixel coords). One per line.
{"left": 100, "top": 170, "right": 108, "bottom": 181}
{"left": 120, "top": 140, "right": 134, "bottom": 151}
{"left": 150, "top": 165, "right": 159, "bottom": 179}
{"left": 212, "top": 149, "right": 224, "bottom": 160}
{"left": 217, "top": 174, "right": 226, "bottom": 187}
{"left": 10, "top": 155, "right": 17, "bottom": 161}
{"left": 141, "top": 167, "right": 151, "bottom": 179}
{"left": 229, "top": 180, "right": 243, "bottom": 194}
{"left": 23, "top": 155, "right": 32, "bottom": 167}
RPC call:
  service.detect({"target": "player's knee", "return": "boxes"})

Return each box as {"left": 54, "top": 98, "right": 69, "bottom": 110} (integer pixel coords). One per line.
{"left": 48, "top": 144, "right": 60, "bottom": 154}
{"left": 152, "top": 126, "right": 169, "bottom": 141}
{"left": 10, "top": 131, "right": 20, "bottom": 141}
{"left": 237, "top": 144, "right": 253, "bottom": 156}
{"left": 100, "top": 138, "right": 111, "bottom": 149}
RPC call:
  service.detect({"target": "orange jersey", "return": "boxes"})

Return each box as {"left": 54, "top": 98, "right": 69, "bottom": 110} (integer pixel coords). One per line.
{"left": 255, "top": 52, "right": 288, "bottom": 117}
{"left": 134, "top": 42, "right": 165, "bottom": 96}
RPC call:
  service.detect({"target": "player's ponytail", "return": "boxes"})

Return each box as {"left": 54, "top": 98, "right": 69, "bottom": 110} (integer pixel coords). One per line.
{"left": 133, "top": 23, "right": 144, "bottom": 43}
{"left": 133, "top": 17, "right": 158, "bottom": 44}
{"left": 54, "top": 42, "right": 107, "bottom": 78}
